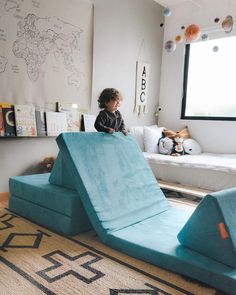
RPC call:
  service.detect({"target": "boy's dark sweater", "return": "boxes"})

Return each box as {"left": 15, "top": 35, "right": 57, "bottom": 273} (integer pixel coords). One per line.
{"left": 94, "top": 109, "right": 125, "bottom": 132}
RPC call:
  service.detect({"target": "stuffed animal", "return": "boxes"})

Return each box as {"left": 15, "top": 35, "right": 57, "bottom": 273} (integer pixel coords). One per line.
{"left": 40, "top": 156, "right": 55, "bottom": 173}
{"left": 163, "top": 126, "right": 190, "bottom": 140}
{"left": 158, "top": 136, "right": 174, "bottom": 155}
{"left": 171, "top": 136, "right": 185, "bottom": 156}
{"left": 183, "top": 138, "right": 202, "bottom": 155}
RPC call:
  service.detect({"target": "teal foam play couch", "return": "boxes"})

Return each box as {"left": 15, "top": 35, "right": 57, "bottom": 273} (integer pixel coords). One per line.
{"left": 54, "top": 131, "right": 236, "bottom": 294}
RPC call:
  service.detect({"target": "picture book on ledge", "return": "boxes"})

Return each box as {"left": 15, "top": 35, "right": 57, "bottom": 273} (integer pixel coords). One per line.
{"left": 14, "top": 104, "right": 37, "bottom": 137}
{"left": 56, "top": 102, "right": 81, "bottom": 132}
{"left": 35, "top": 106, "right": 47, "bottom": 136}
{"left": 45, "top": 111, "right": 67, "bottom": 136}
{"left": 0, "top": 103, "right": 16, "bottom": 137}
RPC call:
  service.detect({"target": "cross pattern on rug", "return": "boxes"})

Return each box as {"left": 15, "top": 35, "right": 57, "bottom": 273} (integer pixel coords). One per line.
{"left": 110, "top": 288, "right": 158, "bottom": 295}
{"left": 1, "top": 231, "right": 46, "bottom": 250}
{"left": 36, "top": 250, "right": 105, "bottom": 284}
{"left": 110, "top": 282, "right": 171, "bottom": 295}
{"left": 0, "top": 213, "right": 17, "bottom": 230}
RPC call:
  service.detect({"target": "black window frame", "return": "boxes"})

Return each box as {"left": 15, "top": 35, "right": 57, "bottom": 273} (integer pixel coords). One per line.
{"left": 181, "top": 43, "right": 236, "bottom": 121}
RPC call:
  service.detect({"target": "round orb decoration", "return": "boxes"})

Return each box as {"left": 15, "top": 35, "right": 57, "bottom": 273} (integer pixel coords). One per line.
{"left": 222, "top": 15, "right": 233, "bottom": 33}
{"left": 165, "top": 40, "right": 176, "bottom": 52}
{"left": 175, "top": 35, "right": 183, "bottom": 43}
{"left": 181, "top": 25, "right": 185, "bottom": 30}
{"left": 201, "top": 33, "right": 209, "bottom": 41}
{"left": 213, "top": 45, "right": 219, "bottom": 52}
{"left": 214, "top": 17, "right": 220, "bottom": 23}
{"left": 185, "top": 24, "right": 201, "bottom": 42}
{"left": 163, "top": 7, "right": 171, "bottom": 17}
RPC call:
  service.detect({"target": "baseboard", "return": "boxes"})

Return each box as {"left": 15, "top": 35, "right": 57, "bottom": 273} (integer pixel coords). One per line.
{"left": 0, "top": 192, "right": 9, "bottom": 201}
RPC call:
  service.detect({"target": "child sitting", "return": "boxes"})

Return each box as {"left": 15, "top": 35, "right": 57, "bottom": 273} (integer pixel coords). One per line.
{"left": 94, "top": 88, "right": 128, "bottom": 135}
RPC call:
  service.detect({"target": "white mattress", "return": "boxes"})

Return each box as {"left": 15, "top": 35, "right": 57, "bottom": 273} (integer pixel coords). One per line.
{"left": 144, "top": 152, "right": 236, "bottom": 191}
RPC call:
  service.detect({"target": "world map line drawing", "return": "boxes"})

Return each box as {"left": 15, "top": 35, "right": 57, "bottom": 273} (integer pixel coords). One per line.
{"left": 0, "top": 56, "right": 8, "bottom": 73}
{"left": 12, "top": 13, "right": 83, "bottom": 86}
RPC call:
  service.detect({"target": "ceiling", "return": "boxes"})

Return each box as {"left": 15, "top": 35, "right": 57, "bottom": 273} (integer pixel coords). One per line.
{"left": 154, "top": 0, "right": 199, "bottom": 7}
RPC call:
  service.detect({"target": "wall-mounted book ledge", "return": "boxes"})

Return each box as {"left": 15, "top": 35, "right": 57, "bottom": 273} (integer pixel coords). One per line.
{"left": 0, "top": 102, "right": 85, "bottom": 138}
{"left": 0, "top": 136, "right": 56, "bottom": 139}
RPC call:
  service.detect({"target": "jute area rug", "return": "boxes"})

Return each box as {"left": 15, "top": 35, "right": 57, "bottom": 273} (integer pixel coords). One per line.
{"left": 0, "top": 200, "right": 223, "bottom": 295}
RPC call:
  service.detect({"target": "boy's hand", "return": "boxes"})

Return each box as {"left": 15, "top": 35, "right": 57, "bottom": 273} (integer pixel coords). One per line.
{"left": 107, "top": 128, "right": 115, "bottom": 134}
{"left": 122, "top": 130, "right": 128, "bottom": 136}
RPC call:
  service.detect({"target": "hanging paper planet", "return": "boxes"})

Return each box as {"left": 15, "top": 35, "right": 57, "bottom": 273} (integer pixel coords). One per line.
{"left": 163, "top": 7, "right": 171, "bottom": 17}
{"left": 213, "top": 46, "right": 219, "bottom": 52}
{"left": 175, "top": 35, "right": 183, "bottom": 43}
{"left": 222, "top": 15, "right": 233, "bottom": 33}
{"left": 185, "top": 24, "right": 201, "bottom": 42}
{"left": 201, "top": 33, "right": 209, "bottom": 41}
{"left": 214, "top": 17, "right": 220, "bottom": 23}
{"left": 165, "top": 40, "right": 176, "bottom": 52}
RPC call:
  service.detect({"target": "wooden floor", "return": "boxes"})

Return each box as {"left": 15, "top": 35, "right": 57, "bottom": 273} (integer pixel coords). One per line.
{"left": 159, "top": 180, "right": 213, "bottom": 198}
{"left": 0, "top": 192, "right": 9, "bottom": 209}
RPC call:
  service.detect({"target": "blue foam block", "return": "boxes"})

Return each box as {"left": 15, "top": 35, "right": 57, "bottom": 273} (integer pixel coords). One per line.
{"left": 178, "top": 190, "right": 236, "bottom": 268}
{"left": 49, "top": 152, "right": 75, "bottom": 189}
{"left": 9, "top": 173, "right": 91, "bottom": 235}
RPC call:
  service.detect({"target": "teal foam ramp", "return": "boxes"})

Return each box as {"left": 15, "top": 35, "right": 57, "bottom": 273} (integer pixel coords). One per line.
{"left": 178, "top": 190, "right": 236, "bottom": 268}
{"left": 56, "top": 132, "right": 236, "bottom": 294}
{"left": 57, "top": 132, "right": 170, "bottom": 238}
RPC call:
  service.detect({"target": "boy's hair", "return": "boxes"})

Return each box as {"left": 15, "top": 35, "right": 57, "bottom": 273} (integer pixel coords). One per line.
{"left": 97, "top": 88, "right": 122, "bottom": 109}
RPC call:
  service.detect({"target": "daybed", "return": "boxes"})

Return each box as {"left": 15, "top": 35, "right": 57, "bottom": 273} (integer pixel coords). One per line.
{"left": 130, "top": 125, "right": 236, "bottom": 192}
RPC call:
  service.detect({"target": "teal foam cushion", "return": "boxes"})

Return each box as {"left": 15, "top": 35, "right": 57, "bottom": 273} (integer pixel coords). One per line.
{"left": 49, "top": 152, "right": 75, "bottom": 189}
{"left": 9, "top": 173, "right": 91, "bottom": 233}
{"left": 56, "top": 132, "right": 170, "bottom": 239}
{"left": 178, "top": 189, "right": 236, "bottom": 268}
{"left": 9, "top": 194, "right": 90, "bottom": 235}
{"left": 107, "top": 206, "right": 236, "bottom": 294}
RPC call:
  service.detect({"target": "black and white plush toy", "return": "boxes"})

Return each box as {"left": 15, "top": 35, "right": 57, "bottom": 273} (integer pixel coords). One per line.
{"left": 171, "top": 136, "right": 185, "bottom": 156}
{"left": 183, "top": 138, "right": 202, "bottom": 155}
{"left": 158, "top": 136, "right": 174, "bottom": 155}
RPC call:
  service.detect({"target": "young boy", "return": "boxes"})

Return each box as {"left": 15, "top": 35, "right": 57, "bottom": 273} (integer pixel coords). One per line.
{"left": 94, "top": 88, "right": 128, "bottom": 135}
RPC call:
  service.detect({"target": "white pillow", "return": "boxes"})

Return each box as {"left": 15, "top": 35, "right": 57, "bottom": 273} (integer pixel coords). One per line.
{"left": 129, "top": 125, "right": 158, "bottom": 152}
{"left": 144, "top": 126, "right": 164, "bottom": 153}
{"left": 129, "top": 126, "right": 144, "bottom": 151}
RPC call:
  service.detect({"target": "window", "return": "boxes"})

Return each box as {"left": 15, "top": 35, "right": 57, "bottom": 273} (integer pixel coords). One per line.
{"left": 181, "top": 35, "right": 236, "bottom": 120}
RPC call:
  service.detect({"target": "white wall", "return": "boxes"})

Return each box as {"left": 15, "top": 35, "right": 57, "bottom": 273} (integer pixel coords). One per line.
{"left": 0, "top": 0, "right": 164, "bottom": 192}
{"left": 91, "top": 0, "right": 164, "bottom": 127}
{"left": 0, "top": 137, "right": 58, "bottom": 191}
{"left": 159, "top": 0, "right": 236, "bottom": 153}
